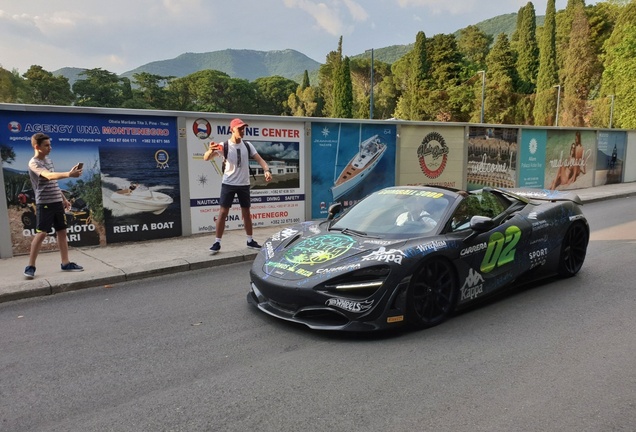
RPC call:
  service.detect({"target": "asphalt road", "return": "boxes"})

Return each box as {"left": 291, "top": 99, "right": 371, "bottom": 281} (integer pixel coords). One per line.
{"left": 1, "top": 197, "right": 635, "bottom": 432}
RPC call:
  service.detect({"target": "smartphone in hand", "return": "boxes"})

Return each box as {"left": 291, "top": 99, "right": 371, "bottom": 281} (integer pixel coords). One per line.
{"left": 76, "top": 163, "right": 83, "bottom": 170}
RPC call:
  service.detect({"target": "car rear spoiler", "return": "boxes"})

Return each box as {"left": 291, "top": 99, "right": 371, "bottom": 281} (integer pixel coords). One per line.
{"left": 495, "top": 188, "right": 583, "bottom": 205}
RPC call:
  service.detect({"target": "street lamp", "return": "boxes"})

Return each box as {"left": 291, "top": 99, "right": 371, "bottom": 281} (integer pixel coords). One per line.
{"left": 553, "top": 84, "right": 561, "bottom": 126}
{"left": 609, "top": 94, "right": 615, "bottom": 129}
{"left": 477, "top": 70, "right": 485, "bottom": 123}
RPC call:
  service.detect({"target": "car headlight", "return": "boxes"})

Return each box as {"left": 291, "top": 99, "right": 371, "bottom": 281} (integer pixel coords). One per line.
{"left": 322, "top": 266, "right": 390, "bottom": 298}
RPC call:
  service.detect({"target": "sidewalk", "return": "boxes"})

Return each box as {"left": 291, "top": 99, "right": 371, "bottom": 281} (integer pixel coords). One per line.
{"left": 1, "top": 182, "right": 635, "bottom": 304}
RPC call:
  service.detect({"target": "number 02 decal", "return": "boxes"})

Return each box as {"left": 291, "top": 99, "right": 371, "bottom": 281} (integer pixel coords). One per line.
{"left": 480, "top": 226, "right": 522, "bottom": 273}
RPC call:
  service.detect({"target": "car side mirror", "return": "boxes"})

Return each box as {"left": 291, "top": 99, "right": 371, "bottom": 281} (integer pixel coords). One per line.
{"left": 470, "top": 215, "right": 496, "bottom": 232}
{"left": 327, "top": 203, "right": 342, "bottom": 220}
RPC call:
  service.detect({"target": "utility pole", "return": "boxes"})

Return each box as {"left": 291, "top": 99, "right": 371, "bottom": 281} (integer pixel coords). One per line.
{"left": 478, "top": 70, "right": 486, "bottom": 123}
{"left": 553, "top": 85, "right": 561, "bottom": 126}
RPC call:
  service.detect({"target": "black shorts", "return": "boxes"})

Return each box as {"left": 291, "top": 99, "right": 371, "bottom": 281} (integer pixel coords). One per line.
{"left": 219, "top": 184, "right": 251, "bottom": 208}
{"left": 36, "top": 201, "right": 67, "bottom": 233}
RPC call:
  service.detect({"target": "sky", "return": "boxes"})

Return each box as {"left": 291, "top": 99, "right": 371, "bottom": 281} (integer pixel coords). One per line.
{"left": 0, "top": 0, "right": 599, "bottom": 76}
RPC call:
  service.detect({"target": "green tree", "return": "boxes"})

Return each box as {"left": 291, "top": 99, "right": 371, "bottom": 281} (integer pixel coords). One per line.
{"left": 349, "top": 56, "right": 391, "bottom": 119}
{"left": 561, "top": 3, "right": 597, "bottom": 126}
{"left": 125, "top": 72, "right": 171, "bottom": 109}
{"left": 300, "top": 70, "right": 310, "bottom": 90}
{"left": 457, "top": 25, "right": 492, "bottom": 71}
{"left": 426, "top": 34, "right": 462, "bottom": 89}
{"left": 287, "top": 85, "right": 318, "bottom": 117}
{"left": 457, "top": 25, "right": 493, "bottom": 77}
{"left": 73, "top": 68, "right": 127, "bottom": 107}
{"left": 254, "top": 75, "right": 298, "bottom": 115}
{"left": 394, "top": 31, "right": 428, "bottom": 120}
{"left": 599, "top": 1, "right": 636, "bottom": 128}
{"left": 422, "top": 33, "right": 463, "bottom": 121}
{"left": 165, "top": 70, "right": 223, "bottom": 112}
{"left": 0, "top": 67, "right": 20, "bottom": 103}
{"left": 332, "top": 56, "right": 353, "bottom": 118}
{"left": 534, "top": 0, "right": 560, "bottom": 126}
{"left": 556, "top": 0, "right": 586, "bottom": 77}
{"left": 514, "top": 3, "right": 540, "bottom": 94}
{"left": 20, "top": 65, "right": 74, "bottom": 105}
{"left": 484, "top": 33, "right": 518, "bottom": 124}
{"left": 163, "top": 78, "right": 193, "bottom": 111}
{"left": 318, "top": 37, "right": 344, "bottom": 117}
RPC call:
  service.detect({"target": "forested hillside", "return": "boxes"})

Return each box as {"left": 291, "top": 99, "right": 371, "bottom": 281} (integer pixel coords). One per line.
{"left": 1, "top": 1, "right": 634, "bottom": 129}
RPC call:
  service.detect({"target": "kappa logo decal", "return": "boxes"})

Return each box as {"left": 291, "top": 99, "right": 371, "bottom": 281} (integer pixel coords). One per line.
{"left": 361, "top": 247, "right": 406, "bottom": 264}
{"left": 460, "top": 268, "right": 485, "bottom": 301}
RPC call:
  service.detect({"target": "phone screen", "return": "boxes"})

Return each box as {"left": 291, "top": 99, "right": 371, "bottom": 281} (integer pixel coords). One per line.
{"left": 77, "top": 163, "right": 83, "bottom": 170}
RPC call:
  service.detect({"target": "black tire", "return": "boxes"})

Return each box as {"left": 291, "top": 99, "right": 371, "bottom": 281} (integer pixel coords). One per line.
{"left": 557, "top": 221, "right": 589, "bottom": 277}
{"left": 406, "top": 259, "right": 458, "bottom": 329}
{"left": 21, "top": 211, "right": 36, "bottom": 229}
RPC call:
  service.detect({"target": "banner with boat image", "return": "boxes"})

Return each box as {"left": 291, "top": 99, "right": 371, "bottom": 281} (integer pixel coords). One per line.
{"left": 99, "top": 133, "right": 182, "bottom": 244}
{"left": 0, "top": 109, "right": 181, "bottom": 254}
{"left": 186, "top": 118, "right": 304, "bottom": 234}
{"left": 310, "top": 123, "right": 397, "bottom": 219}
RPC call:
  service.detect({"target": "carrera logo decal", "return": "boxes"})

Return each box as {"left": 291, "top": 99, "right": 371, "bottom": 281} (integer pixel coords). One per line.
{"left": 316, "top": 263, "right": 361, "bottom": 274}
{"left": 326, "top": 298, "right": 374, "bottom": 313}
{"left": 417, "top": 132, "right": 449, "bottom": 179}
{"left": 460, "top": 268, "right": 485, "bottom": 301}
{"left": 461, "top": 242, "right": 487, "bottom": 257}
{"left": 480, "top": 226, "right": 521, "bottom": 273}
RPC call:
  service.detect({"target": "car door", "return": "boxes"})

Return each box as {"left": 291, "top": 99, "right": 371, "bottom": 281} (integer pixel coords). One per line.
{"left": 452, "top": 191, "right": 532, "bottom": 303}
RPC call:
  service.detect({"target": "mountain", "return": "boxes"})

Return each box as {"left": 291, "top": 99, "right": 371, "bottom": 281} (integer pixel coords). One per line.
{"left": 53, "top": 12, "right": 539, "bottom": 87}
{"left": 54, "top": 67, "right": 89, "bottom": 86}
{"left": 119, "top": 49, "right": 320, "bottom": 83}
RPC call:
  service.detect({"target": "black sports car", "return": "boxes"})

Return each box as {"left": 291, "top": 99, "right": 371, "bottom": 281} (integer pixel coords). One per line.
{"left": 248, "top": 186, "right": 589, "bottom": 331}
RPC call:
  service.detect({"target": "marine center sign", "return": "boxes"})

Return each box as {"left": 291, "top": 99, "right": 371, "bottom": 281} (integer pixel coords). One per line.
{"left": 186, "top": 118, "right": 305, "bottom": 234}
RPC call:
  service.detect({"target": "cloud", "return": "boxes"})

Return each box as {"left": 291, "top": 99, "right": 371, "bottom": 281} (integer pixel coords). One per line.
{"left": 260, "top": 142, "right": 299, "bottom": 159}
{"left": 162, "top": 0, "right": 202, "bottom": 14}
{"left": 342, "top": 0, "right": 368, "bottom": 22}
{"left": 283, "top": 0, "right": 368, "bottom": 36}
{"left": 395, "top": 0, "right": 477, "bottom": 15}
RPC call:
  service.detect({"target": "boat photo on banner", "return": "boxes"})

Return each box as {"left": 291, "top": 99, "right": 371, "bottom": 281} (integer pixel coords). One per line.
{"left": 311, "top": 122, "right": 396, "bottom": 219}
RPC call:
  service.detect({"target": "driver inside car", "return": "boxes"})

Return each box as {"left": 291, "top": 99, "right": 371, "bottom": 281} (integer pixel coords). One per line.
{"left": 396, "top": 197, "right": 447, "bottom": 229}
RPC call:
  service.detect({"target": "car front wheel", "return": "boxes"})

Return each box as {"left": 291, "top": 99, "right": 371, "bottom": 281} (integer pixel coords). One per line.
{"left": 406, "top": 259, "right": 458, "bottom": 329}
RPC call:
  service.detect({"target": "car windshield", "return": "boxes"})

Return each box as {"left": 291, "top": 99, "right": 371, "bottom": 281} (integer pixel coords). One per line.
{"left": 331, "top": 188, "right": 452, "bottom": 237}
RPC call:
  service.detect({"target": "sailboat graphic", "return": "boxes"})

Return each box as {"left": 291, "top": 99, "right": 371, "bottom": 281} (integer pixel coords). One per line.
{"left": 331, "top": 131, "right": 387, "bottom": 201}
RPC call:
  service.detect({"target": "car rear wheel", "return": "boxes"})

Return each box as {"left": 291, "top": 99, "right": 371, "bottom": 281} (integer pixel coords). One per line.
{"left": 557, "top": 221, "right": 589, "bottom": 277}
{"left": 406, "top": 259, "right": 458, "bottom": 329}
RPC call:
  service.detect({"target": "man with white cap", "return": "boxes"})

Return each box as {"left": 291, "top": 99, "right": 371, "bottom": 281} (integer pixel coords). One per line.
{"left": 203, "top": 118, "right": 273, "bottom": 254}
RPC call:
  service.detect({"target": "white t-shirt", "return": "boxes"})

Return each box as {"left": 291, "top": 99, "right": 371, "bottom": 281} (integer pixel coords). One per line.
{"left": 222, "top": 140, "right": 258, "bottom": 186}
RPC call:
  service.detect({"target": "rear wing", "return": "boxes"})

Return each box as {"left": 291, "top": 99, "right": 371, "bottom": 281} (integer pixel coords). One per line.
{"left": 501, "top": 188, "right": 583, "bottom": 205}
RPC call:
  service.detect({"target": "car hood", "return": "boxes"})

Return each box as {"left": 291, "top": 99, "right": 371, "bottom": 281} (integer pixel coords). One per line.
{"left": 257, "top": 221, "right": 408, "bottom": 281}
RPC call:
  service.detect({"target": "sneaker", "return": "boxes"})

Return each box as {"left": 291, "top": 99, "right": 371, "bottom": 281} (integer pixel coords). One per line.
{"left": 61, "top": 262, "right": 84, "bottom": 272}
{"left": 247, "top": 239, "right": 262, "bottom": 250}
{"left": 209, "top": 242, "right": 221, "bottom": 255}
{"left": 24, "top": 265, "right": 36, "bottom": 279}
